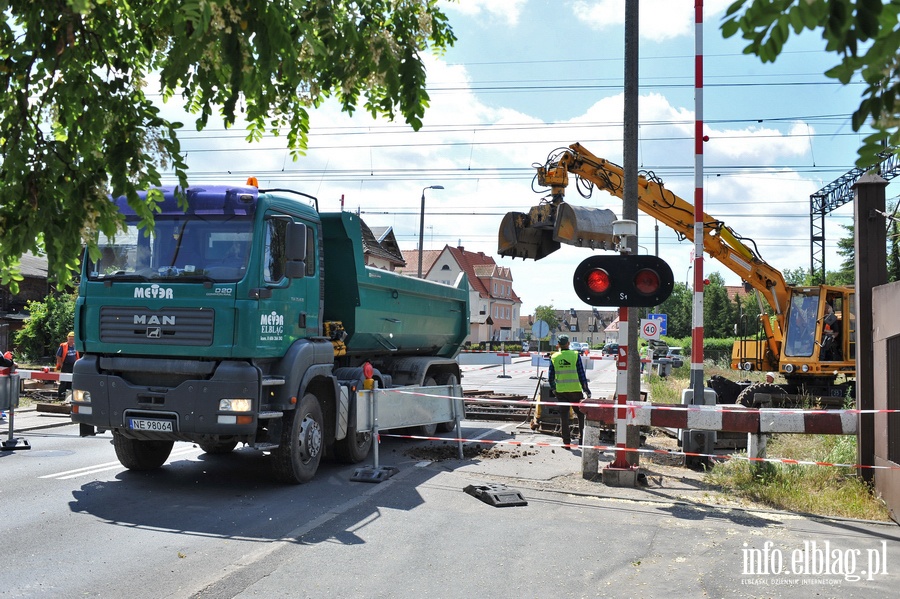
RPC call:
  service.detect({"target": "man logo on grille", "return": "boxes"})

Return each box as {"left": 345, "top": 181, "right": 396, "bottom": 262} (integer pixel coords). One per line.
{"left": 147, "top": 327, "right": 161, "bottom": 339}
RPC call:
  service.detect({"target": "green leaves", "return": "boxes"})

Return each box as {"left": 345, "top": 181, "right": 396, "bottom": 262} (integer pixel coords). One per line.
{"left": 721, "top": 0, "right": 900, "bottom": 169}
{"left": 1, "top": 0, "right": 455, "bottom": 290}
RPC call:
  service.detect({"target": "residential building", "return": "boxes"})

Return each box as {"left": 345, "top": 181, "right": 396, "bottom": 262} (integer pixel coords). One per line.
{"left": 401, "top": 246, "right": 523, "bottom": 346}
{"left": 0, "top": 253, "right": 50, "bottom": 348}
{"left": 361, "top": 224, "right": 405, "bottom": 270}
{"left": 545, "top": 308, "right": 616, "bottom": 348}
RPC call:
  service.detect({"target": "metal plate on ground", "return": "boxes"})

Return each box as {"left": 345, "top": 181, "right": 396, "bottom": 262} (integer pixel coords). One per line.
{"left": 463, "top": 483, "right": 528, "bottom": 507}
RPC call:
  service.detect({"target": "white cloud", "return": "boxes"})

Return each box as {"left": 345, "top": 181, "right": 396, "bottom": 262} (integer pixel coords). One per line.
{"left": 160, "top": 50, "right": 850, "bottom": 315}
{"left": 440, "top": 0, "right": 528, "bottom": 27}
{"left": 569, "top": 0, "right": 736, "bottom": 41}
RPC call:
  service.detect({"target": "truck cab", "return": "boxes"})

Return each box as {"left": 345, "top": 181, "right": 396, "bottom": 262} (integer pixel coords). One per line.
{"left": 71, "top": 183, "right": 468, "bottom": 483}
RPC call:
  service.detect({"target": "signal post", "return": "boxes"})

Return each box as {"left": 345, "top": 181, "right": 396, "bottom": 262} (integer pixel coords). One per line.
{"left": 572, "top": 220, "right": 674, "bottom": 486}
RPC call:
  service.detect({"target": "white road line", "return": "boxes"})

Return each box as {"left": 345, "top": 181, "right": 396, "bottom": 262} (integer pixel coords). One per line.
{"left": 40, "top": 445, "right": 201, "bottom": 480}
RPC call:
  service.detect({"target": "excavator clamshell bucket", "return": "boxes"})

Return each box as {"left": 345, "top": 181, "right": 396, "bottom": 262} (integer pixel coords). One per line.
{"left": 553, "top": 203, "right": 618, "bottom": 248}
{"left": 498, "top": 211, "right": 561, "bottom": 260}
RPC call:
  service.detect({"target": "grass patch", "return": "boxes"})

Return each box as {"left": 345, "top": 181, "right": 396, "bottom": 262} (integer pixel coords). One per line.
{"left": 646, "top": 360, "right": 891, "bottom": 521}
{"left": 706, "top": 435, "right": 890, "bottom": 521}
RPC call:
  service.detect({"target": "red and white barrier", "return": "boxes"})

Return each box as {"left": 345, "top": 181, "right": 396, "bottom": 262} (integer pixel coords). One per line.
{"left": 8, "top": 369, "right": 72, "bottom": 382}
{"left": 578, "top": 401, "right": 857, "bottom": 435}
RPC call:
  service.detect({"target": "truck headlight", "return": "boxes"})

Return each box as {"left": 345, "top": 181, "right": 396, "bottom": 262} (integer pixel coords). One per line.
{"left": 72, "top": 389, "right": 91, "bottom": 403}
{"left": 219, "top": 398, "right": 252, "bottom": 412}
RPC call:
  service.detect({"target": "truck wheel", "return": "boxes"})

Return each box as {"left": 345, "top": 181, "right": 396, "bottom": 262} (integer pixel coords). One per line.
{"left": 272, "top": 393, "right": 324, "bottom": 484}
{"left": 436, "top": 374, "right": 459, "bottom": 433}
{"left": 413, "top": 377, "right": 438, "bottom": 436}
{"left": 112, "top": 431, "right": 174, "bottom": 471}
{"left": 333, "top": 397, "right": 372, "bottom": 464}
{"left": 198, "top": 441, "right": 238, "bottom": 455}
{"left": 737, "top": 383, "right": 787, "bottom": 408}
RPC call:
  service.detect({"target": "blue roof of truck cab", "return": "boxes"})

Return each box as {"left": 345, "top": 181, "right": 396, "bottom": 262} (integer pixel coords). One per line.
{"left": 113, "top": 185, "right": 259, "bottom": 217}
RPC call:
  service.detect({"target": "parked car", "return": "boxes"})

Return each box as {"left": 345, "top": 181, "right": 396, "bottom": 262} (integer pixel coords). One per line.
{"left": 665, "top": 347, "right": 684, "bottom": 368}
{"left": 602, "top": 343, "right": 619, "bottom": 355}
{"left": 645, "top": 339, "right": 669, "bottom": 361}
{"left": 570, "top": 342, "right": 590, "bottom": 355}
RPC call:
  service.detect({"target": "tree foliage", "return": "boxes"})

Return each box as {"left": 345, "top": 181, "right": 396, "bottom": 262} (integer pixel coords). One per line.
{"left": 833, "top": 202, "right": 900, "bottom": 283}
{"left": 655, "top": 282, "right": 693, "bottom": 339}
{"left": 12, "top": 292, "right": 76, "bottom": 363}
{"left": 722, "top": 0, "right": 900, "bottom": 168}
{"left": 534, "top": 305, "right": 559, "bottom": 336}
{"left": 0, "top": 0, "right": 455, "bottom": 290}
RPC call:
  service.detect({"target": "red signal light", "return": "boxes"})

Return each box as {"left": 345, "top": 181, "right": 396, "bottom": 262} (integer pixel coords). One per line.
{"left": 586, "top": 268, "right": 610, "bottom": 293}
{"left": 634, "top": 268, "right": 660, "bottom": 295}
{"left": 573, "top": 254, "right": 674, "bottom": 307}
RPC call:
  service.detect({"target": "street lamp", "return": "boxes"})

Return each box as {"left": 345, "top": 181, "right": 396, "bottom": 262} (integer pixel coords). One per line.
{"left": 418, "top": 185, "right": 444, "bottom": 278}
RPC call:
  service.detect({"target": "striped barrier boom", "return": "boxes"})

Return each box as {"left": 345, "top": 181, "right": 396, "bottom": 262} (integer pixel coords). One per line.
{"left": 3, "top": 369, "right": 72, "bottom": 382}
{"left": 579, "top": 400, "right": 857, "bottom": 435}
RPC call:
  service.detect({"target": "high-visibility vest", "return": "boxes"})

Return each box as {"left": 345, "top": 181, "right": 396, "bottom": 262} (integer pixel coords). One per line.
{"left": 551, "top": 350, "right": 582, "bottom": 393}
{"left": 56, "top": 342, "right": 80, "bottom": 370}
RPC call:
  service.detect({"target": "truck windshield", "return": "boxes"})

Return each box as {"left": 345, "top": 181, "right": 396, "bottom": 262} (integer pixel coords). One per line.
{"left": 87, "top": 216, "right": 253, "bottom": 283}
{"left": 784, "top": 290, "right": 819, "bottom": 357}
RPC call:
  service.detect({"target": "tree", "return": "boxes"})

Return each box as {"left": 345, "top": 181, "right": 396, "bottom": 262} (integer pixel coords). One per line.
{"left": 13, "top": 293, "right": 76, "bottom": 363}
{"left": 781, "top": 266, "right": 814, "bottom": 286}
{"left": 722, "top": 1, "right": 900, "bottom": 168}
{"left": 702, "top": 272, "right": 735, "bottom": 338}
{"left": 532, "top": 305, "right": 558, "bottom": 351}
{"left": 831, "top": 200, "right": 899, "bottom": 283}
{"left": 0, "top": 1, "right": 456, "bottom": 291}
{"left": 889, "top": 218, "right": 900, "bottom": 281}
{"left": 655, "top": 282, "right": 692, "bottom": 339}
{"left": 834, "top": 223, "right": 858, "bottom": 285}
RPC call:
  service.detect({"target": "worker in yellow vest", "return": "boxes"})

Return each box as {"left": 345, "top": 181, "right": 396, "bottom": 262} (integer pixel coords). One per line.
{"left": 549, "top": 334, "right": 591, "bottom": 449}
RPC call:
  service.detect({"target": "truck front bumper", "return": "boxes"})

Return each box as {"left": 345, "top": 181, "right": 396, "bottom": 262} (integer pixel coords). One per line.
{"left": 71, "top": 355, "right": 262, "bottom": 440}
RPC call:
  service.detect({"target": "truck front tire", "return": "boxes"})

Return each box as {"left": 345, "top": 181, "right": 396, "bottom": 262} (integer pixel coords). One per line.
{"left": 272, "top": 393, "right": 324, "bottom": 484}
{"left": 112, "top": 431, "right": 174, "bottom": 471}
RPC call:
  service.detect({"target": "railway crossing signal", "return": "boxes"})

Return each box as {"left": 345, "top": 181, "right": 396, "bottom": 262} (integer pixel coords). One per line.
{"left": 572, "top": 255, "right": 674, "bottom": 308}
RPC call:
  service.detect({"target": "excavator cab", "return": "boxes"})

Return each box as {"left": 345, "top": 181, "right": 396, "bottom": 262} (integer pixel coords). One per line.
{"left": 779, "top": 286, "right": 855, "bottom": 373}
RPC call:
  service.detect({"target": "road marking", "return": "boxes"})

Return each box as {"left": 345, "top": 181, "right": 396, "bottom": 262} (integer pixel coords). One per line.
{"left": 40, "top": 445, "right": 200, "bottom": 480}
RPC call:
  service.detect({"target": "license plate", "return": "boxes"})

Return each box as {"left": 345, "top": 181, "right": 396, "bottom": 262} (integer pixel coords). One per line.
{"left": 127, "top": 418, "right": 174, "bottom": 432}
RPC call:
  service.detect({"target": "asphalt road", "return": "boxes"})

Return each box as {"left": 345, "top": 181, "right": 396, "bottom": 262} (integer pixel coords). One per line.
{"left": 2, "top": 361, "right": 899, "bottom": 598}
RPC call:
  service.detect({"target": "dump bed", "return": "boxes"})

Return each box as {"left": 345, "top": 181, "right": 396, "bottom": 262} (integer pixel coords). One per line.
{"left": 320, "top": 212, "right": 469, "bottom": 359}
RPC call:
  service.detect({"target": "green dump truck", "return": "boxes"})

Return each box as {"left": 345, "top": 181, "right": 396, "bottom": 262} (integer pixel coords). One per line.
{"left": 71, "top": 182, "right": 469, "bottom": 483}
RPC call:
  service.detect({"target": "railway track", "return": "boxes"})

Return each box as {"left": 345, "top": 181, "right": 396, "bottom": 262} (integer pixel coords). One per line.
{"left": 463, "top": 390, "right": 533, "bottom": 421}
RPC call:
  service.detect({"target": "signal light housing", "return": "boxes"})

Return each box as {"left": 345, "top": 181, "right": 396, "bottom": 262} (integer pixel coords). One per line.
{"left": 573, "top": 255, "right": 674, "bottom": 307}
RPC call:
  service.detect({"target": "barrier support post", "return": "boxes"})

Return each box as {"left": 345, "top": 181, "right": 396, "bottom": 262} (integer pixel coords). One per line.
{"left": 602, "top": 306, "right": 638, "bottom": 487}
{"left": 1, "top": 373, "right": 31, "bottom": 451}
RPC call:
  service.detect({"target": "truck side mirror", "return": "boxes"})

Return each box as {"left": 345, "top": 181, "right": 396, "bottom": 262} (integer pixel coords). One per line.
{"left": 285, "top": 222, "right": 308, "bottom": 278}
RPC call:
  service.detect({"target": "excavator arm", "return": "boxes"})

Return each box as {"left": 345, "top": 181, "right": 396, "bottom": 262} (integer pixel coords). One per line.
{"left": 536, "top": 143, "right": 790, "bottom": 349}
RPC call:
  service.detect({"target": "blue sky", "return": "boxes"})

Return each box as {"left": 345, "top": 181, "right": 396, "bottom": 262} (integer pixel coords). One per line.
{"left": 165, "top": 0, "right": 893, "bottom": 315}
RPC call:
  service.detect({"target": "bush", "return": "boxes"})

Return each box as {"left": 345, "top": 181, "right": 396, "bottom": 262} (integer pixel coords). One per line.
{"left": 13, "top": 293, "right": 76, "bottom": 363}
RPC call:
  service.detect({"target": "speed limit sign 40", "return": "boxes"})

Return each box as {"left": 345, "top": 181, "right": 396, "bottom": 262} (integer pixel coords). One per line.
{"left": 640, "top": 319, "right": 660, "bottom": 340}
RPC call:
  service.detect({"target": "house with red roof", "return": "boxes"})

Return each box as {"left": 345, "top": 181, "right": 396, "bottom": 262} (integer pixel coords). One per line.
{"left": 400, "top": 245, "right": 523, "bottom": 345}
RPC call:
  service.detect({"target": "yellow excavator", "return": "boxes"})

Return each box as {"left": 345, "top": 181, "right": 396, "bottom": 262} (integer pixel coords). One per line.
{"left": 499, "top": 143, "right": 855, "bottom": 406}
